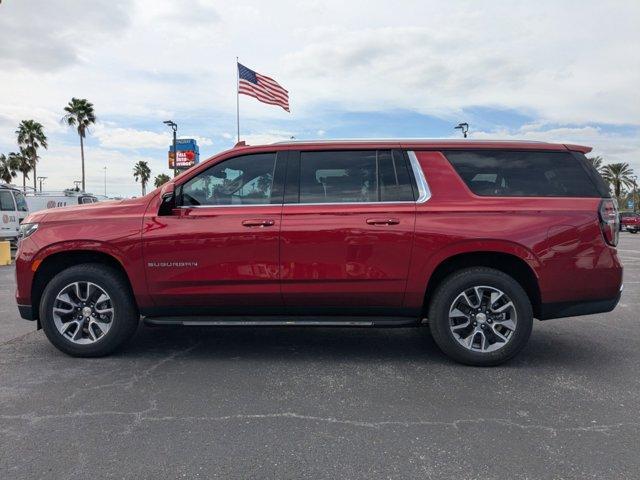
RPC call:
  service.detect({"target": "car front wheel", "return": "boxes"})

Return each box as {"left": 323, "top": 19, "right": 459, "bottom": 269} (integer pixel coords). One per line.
{"left": 428, "top": 267, "right": 533, "bottom": 366}
{"left": 39, "top": 263, "right": 139, "bottom": 357}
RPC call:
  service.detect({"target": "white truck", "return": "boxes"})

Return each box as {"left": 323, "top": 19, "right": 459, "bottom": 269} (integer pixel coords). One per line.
{"left": 25, "top": 189, "right": 99, "bottom": 213}
{"left": 0, "top": 183, "right": 29, "bottom": 243}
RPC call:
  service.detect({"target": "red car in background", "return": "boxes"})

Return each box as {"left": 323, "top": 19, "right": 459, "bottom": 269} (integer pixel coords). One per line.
{"left": 620, "top": 212, "right": 640, "bottom": 233}
{"left": 14, "top": 139, "right": 623, "bottom": 365}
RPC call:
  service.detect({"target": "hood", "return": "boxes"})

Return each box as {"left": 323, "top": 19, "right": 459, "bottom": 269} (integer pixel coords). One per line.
{"left": 24, "top": 196, "right": 153, "bottom": 224}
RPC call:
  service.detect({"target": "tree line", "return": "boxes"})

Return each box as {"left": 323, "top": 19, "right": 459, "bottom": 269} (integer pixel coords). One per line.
{"left": 0, "top": 98, "right": 171, "bottom": 196}
{"left": 589, "top": 156, "right": 637, "bottom": 209}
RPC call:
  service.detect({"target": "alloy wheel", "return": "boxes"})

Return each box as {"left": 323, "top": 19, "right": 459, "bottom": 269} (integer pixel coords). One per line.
{"left": 52, "top": 281, "right": 115, "bottom": 344}
{"left": 448, "top": 285, "right": 517, "bottom": 353}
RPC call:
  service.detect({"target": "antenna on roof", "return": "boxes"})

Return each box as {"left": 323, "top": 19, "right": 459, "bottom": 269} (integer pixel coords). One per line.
{"left": 455, "top": 122, "right": 469, "bottom": 138}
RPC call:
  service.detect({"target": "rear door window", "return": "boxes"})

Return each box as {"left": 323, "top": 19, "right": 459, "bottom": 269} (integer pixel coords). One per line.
{"left": 445, "top": 150, "right": 602, "bottom": 197}
{"left": 378, "top": 150, "right": 415, "bottom": 201}
{"left": 297, "top": 150, "right": 414, "bottom": 203}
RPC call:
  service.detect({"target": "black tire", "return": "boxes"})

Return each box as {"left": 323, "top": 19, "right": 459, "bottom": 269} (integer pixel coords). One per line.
{"left": 39, "top": 263, "right": 139, "bottom": 357}
{"left": 428, "top": 267, "right": 533, "bottom": 366}
{"left": 630, "top": 230, "right": 638, "bottom": 234}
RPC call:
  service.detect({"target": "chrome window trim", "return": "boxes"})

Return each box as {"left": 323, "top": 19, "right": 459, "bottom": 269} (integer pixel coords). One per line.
{"left": 287, "top": 201, "right": 416, "bottom": 206}
{"left": 179, "top": 203, "right": 278, "bottom": 209}
{"left": 407, "top": 150, "right": 431, "bottom": 203}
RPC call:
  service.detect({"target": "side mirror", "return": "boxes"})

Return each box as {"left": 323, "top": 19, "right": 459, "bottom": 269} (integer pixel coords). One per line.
{"left": 158, "top": 182, "right": 176, "bottom": 216}
{"left": 160, "top": 182, "right": 175, "bottom": 197}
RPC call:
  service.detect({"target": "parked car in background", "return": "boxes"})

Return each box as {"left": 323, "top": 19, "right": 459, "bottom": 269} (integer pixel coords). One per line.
{"left": 14, "top": 140, "right": 622, "bottom": 366}
{"left": 0, "top": 183, "right": 29, "bottom": 244}
{"left": 25, "top": 189, "right": 99, "bottom": 213}
{"left": 619, "top": 212, "right": 640, "bottom": 233}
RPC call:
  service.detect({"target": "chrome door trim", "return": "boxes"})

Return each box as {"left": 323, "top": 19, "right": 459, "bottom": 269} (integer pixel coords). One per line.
{"left": 407, "top": 150, "right": 431, "bottom": 204}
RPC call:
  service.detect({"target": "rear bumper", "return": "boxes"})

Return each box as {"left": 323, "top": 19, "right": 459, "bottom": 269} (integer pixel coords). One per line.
{"left": 537, "top": 289, "right": 622, "bottom": 320}
{"left": 18, "top": 304, "right": 35, "bottom": 321}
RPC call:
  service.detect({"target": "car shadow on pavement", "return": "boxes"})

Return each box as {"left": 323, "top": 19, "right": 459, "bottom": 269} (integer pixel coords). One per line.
{"left": 98, "top": 322, "right": 623, "bottom": 370}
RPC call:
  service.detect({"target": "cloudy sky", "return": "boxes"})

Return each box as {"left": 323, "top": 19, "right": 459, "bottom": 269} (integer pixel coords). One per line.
{"left": 1, "top": 0, "right": 639, "bottom": 197}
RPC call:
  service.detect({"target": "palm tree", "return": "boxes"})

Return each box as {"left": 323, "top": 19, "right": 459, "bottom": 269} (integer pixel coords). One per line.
{"left": 154, "top": 173, "right": 171, "bottom": 188}
{"left": 62, "top": 98, "right": 96, "bottom": 192}
{"left": 9, "top": 149, "right": 33, "bottom": 191}
{"left": 16, "top": 120, "right": 48, "bottom": 191}
{"left": 0, "top": 153, "right": 20, "bottom": 184}
{"left": 587, "top": 156, "right": 604, "bottom": 175}
{"left": 133, "top": 161, "right": 151, "bottom": 196}
{"left": 601, "top": 162, "right": 635, "bottom": 202}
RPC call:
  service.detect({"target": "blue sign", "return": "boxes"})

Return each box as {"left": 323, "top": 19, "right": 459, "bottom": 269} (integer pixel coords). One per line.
{"left": 168, "top": 138, "right": 200, "bottom": 169}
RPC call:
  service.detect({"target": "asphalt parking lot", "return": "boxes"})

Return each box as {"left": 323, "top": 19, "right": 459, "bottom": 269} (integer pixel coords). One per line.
{"left": 1, "top": 235, "right": 639, "bottom": 479}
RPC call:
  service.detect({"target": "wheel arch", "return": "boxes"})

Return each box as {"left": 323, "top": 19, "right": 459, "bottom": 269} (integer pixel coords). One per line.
{"left": 423, "top": 251, "right": 542, "bottom": 318}
{"left": 32, "top": 249, "right": 137, "bottom": 321}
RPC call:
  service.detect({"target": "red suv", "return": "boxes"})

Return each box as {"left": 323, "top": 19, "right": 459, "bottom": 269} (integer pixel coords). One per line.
{"left": 620, "top": 212, "right": 639, "bottom": 233}
{"left": 15, "top": 140, "right": 622, "bottom": 365}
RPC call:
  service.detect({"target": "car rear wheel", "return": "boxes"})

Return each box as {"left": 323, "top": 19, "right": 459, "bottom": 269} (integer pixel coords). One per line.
{"left": 428, "top": 267, "right": 533, "bottom": 366}
{"left": 39, "top": 263, "right": 139, "bottom": 357}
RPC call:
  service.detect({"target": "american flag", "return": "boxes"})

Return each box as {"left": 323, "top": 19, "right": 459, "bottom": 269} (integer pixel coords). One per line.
{"left": 238, "top": 63, "right": 290, "bottom": 112}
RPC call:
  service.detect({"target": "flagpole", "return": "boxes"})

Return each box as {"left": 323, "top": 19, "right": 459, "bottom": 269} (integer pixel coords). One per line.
{"left": 236, "top": 56, "right": 240, "bottom": 143}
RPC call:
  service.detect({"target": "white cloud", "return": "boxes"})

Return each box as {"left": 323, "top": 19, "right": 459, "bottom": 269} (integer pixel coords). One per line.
{"left": 92, "top": 124, "right": 213, "bottom": 150}
{"left": 93, "top": 125, "right": 169, "bottom": 149}
{"left": 241, "top": 132, "right": 294, "bottom": 145}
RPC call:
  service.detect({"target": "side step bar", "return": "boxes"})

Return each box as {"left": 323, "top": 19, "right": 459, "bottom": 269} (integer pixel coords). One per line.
{"left": 143, "top": 316, "right": 419, "bottom": 327}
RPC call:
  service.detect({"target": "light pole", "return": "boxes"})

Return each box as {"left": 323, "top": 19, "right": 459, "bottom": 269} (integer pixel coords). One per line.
{"left": 633, "top": 175, "right": 638, "bottom": 213}
{"left": 164, "top": 120, "right": 178, "bottom": 177}
{"left": 103, "top": 166, "right": 107, "bottom": 197}
{"left": 455, "top": 122, "right": 469, "bottom": 138}
{"left": 37, "top": 176, "right": 47, "bottom": 192}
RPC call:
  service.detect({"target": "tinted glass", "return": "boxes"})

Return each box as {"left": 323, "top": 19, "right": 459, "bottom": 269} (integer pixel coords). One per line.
{"left": 378, "top": 150, "right": 414, "bottom": 201}
{"left": 0, "top": 191, "right": 15, "bottom": 211}
{"left": 13, "top": 192, "right": 28, "bottom": 211}
{"left": 181, "top": 153, "right": 276, "bottom": 206}
{"left": 445, "top": 150, "right": 601, "bottom": 197}
{"left": 571, "top": 152, "right": 611, "bottom": 197}
{"left": 300, "top": 151, "right": 377, "bottom": 203}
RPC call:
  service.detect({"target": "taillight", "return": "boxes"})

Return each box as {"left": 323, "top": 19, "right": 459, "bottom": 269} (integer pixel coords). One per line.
{"left": 599, "top": 199, "right": 619, "bottom": 246}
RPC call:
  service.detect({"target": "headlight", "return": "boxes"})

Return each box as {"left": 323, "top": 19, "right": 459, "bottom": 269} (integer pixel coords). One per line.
{"left": 18, "top": 223, "right": 38, "bottom": 239}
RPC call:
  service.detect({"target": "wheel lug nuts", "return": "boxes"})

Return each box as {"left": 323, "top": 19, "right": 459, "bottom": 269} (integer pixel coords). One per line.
{"left": 473, "top": 321, "right": 477, "bottom": 326}
{"left": 481, "top": 324, "right": 486, "bottom": 329}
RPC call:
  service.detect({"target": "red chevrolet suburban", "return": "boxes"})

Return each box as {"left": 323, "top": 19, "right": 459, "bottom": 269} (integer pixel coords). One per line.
{"left": 15, "top": 140, "right": 622, "bottom": 365}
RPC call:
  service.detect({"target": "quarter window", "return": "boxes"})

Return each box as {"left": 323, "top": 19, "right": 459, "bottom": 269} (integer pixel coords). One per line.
{"left": 180, "top": 153, "right": 276, "bottom": 206}
{"left": 445, "top": 150, "right": 601, "bottom": 197}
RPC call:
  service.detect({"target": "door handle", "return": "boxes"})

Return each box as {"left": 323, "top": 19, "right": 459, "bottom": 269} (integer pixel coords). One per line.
{"left": 366, "top": 218, "right": 400, "bottom": 226}
{"left": 242, "top": 219, "right": 275, "bottom": 227}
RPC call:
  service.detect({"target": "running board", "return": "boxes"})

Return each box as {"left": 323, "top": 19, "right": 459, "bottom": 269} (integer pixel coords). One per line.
{"left": 143, "top": 316, "right": 418, "bottom": 327}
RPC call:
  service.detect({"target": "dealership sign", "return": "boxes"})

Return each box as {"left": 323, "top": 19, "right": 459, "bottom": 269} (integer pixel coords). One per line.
{"left": 168, "top": 138, "right": 200, "bottom": 169}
